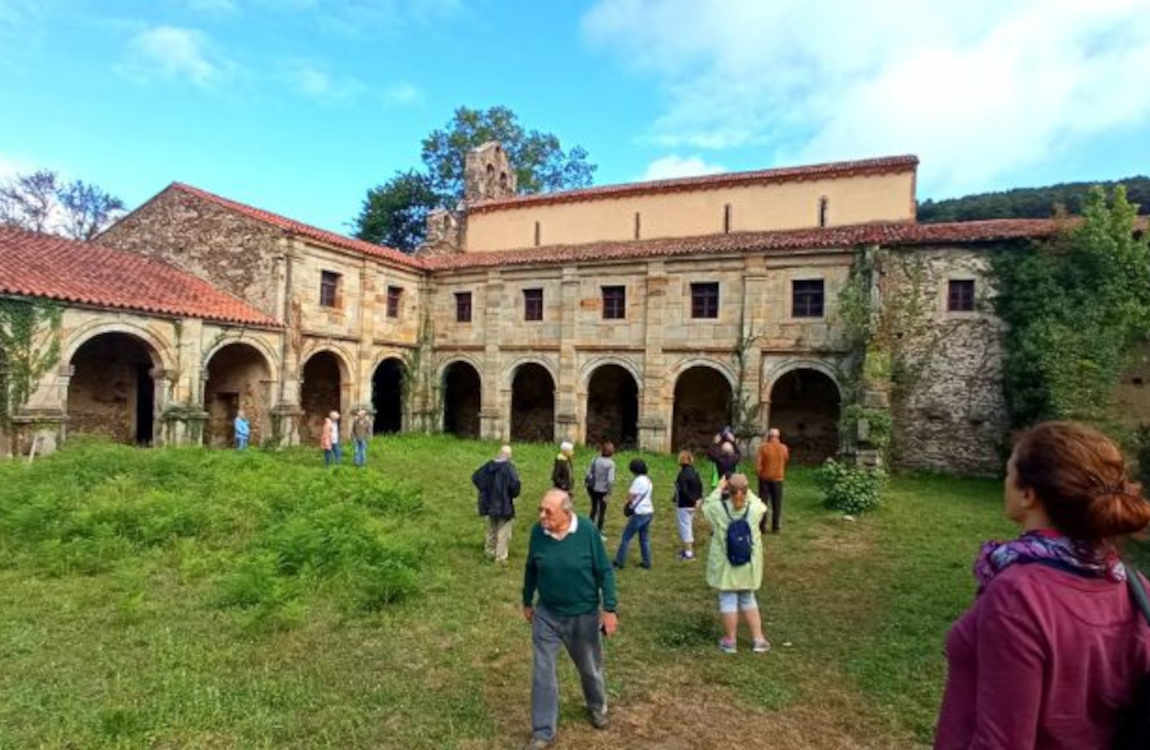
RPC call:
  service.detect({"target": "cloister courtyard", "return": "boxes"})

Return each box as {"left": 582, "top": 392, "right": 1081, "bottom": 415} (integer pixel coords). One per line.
{"left": 4, "top": 434, "right": 1143, "bottom": 749}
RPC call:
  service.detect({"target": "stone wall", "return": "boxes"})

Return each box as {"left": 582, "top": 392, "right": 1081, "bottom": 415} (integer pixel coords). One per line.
{"left": 99, "top": 188, "right": 284, "bottom": 320}
{"left": 203, "top": 342, "right": 272, "bottom": 447}
{"left": 67, "top": 332, "right": 152, "bottom": 444}
{"left": 889, "top": 246, "right": 1007, "bottom": 476}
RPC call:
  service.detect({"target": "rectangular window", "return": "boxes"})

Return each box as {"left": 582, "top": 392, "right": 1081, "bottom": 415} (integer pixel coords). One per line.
{"left": 948, "top": 279, "right": 975, "bottom": 312}
{"left": 792, "top": 279, "right": 825, "bottom": 318}
{"left": 818, "top": 197, "right": 829, "bottom": 228}
{"left": 723, "top": 203, "right": 731, "bottom": 233}
{"left": 602, "top": 286, "right": 626, "bottom": 319}
{"left": 455, "top": 291, "right": 472, "bottom": 323}
{"left": 534, "top": 221, "right": 541, "bottom": 247}
{"left": 524, "top": 288, "right": 543, "bottom": 321}
{"left": 387, "top": 286, "right": 402, "bottom": 318}
{"left": 634, "top": 212, "right": 641, "bottom": 240}
{"left": 319, "top": 270, "right": 340, "bottom": 308}
{"left": 691, "top": 282, "right": 719, "bottom": 319}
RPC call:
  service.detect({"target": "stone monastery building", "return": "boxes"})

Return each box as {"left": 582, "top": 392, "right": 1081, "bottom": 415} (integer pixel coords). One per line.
{"left": 0, "top": 144, "right": 1079, "bottom": 474}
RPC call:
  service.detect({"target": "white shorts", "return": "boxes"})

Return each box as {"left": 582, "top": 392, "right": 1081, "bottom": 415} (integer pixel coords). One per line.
{"left": 676, "top": 506, "right": 695, "bottom": 544}
{"left": 718, "top": 590, "right": 757, "bottom": 614}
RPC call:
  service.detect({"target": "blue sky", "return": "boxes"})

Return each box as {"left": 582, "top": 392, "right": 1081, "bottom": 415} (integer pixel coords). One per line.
{"left": 2, "top": 0, "right": 1150, "bottom": 235}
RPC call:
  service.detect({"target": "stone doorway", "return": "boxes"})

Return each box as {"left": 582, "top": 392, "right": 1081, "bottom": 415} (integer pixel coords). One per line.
{"left": 510, "top": 363, "right": 555, "bottom": 443}
{"left": 585, "top": 364, "right": 639, "bottom": 449}
{"left": 443, "top": 361, "right": 481, "bottom": 438}
{"left": 769, "top": 368, "right": 841, "bottom": 463}
{"left": 203, "top": 343, "right": 272, "bottom": 448}
{"left": 67, "top": 332, "right": 157, "bottom": 445}
{"left": 672, "top": 365, "right": 732, "bottom": 452}
{"left": 372, "top": 358, "right": 405, "bottom": 434}
{"left": 300, "top": 351, "right": 345, "bottom": 445}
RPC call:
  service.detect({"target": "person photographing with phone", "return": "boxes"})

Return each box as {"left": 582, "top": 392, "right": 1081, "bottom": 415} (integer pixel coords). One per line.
{"left": 522, "top": 489, "right": 618, "bottom": 749}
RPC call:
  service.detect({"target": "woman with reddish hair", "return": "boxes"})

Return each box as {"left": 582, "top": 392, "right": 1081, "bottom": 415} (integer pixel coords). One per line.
{"left": 936, "top": 421, "right": 1150, "bottom": 749}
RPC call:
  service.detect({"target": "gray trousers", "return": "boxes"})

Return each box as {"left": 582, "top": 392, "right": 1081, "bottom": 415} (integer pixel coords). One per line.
{"left": 531, "top": 604, "right": 607, "bottom": 742}
{"left": 484, "top": 516, "right": 513, "bottom": 562}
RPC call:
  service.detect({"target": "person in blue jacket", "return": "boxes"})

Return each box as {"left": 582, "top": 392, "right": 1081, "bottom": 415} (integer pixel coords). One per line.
{"left": 234, "top": 409, "right": 251, "bottom": 450}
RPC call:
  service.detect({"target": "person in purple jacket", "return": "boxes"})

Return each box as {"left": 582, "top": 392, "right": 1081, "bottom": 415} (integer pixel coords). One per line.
{"left": 935, "top": 421, "right": 1150, "bottom": 750}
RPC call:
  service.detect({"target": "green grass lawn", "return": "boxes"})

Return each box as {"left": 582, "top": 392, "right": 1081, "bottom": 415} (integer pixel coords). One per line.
{"left": 0, "top": 435, "right": 1145, "bottom": 749}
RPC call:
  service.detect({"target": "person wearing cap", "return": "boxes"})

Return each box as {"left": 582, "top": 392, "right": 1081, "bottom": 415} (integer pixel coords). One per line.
{"left": 351, "top": 408, "right": 372, "bottom": 467}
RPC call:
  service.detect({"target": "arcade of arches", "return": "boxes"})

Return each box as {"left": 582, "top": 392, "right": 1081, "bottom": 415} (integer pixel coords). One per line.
{"left": 372, "top": 358, "right": 404, "bottom": 434}
{"left": 672, "top": 366, "right": 732, "bottom": 452}
{"left": 510, "top": 363, "right": 555, "bottom": 443}
{"left": 585, "top": 364, "right": 639, "bottom": 449}
{"left": 442, "top": 361, "right": 481, "bottom": 438}
{"left": 768, "top": 369, "right": 841, "bottom": 463}
{"left": 203, "top": 343, "right": 272, "bottom": 448}
{"left": 300, "top": 352, "right": 344, "bottom": 445}
{"left": 67, "top": 332, "right": 156, "bottom": 445}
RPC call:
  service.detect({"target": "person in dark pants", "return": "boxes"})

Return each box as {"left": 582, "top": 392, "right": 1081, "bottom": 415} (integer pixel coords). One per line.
{"left": 755, "top": 428, "right": 789, "bottom": 534}
{"left": 584, "top": 442, "right": 616, "bottom": 538}
{"left": 551, "top": 441, "right": 574, "bottom": 492}
{"left": 522, "top": 489, "right": 618, "bottom": 749}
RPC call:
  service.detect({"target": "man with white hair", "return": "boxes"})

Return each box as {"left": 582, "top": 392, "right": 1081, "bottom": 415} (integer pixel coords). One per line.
{"left": 472, "top": 445, "right": 521, "bottom": 563}
{"left": 550, "top": 440, "right": 574, "bottom": 492}
{"left": 755, "top": 428, "right": 790, "bottom": 534}
{"left": 522, "top": 488, "right": 617, "bottom": 749}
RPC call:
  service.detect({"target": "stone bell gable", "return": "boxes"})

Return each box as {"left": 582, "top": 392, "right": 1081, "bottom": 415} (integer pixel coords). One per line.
{"left": 464, "top": 141, "right": 517, "bottom": 202}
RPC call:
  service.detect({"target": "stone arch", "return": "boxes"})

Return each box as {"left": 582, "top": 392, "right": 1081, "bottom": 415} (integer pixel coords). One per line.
{"left": 766, "top": 363, "right": 843, "bottom": 463}
{"left": 66, "top": 330, "right": 164, "bottom": 445}
{"left": 510, "top": 361, "right": 555, "bottom": 443}
{"left": 584, "top": 361, "right": 640, "bottom": 450}
{"left": 441, "top": 358, "right": 482, "bottom": 438}
{"left": 300, "top": 348, "right": 352, "bottom": 445}
{"left": 203, "top": 342, "right": 273, "bottom": 447}
{"left": 202, "top": 334, "right": 281, "bottom": 386}
{"left": 671, "top": 361, "right": 735, "bottom": 452}
{"left": 372, "top": 356, "right": 405, "bottom": 434}
{"left": 62, "top": 320, "right": 172, "bottom": 373}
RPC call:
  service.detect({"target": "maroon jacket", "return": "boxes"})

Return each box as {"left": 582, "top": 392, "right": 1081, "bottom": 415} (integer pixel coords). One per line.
{"left": 935, "top": 563, "right": 1150, "bottom": 749}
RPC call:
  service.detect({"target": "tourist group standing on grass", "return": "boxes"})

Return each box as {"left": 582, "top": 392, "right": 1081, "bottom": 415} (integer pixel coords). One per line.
{"left": 297, "top": 408, "right": 1150, "bottom": 750}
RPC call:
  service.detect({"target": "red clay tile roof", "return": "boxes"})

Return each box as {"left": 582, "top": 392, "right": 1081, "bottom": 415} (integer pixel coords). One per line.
{"left": 0, "top": 226, "right": 280, "bottom": 327}
{"left": 168, "top": 182, "right": 426, "bottom": 269}
{"left": 468, "top": 155, "right": 920, "bottom": 214}
{"left": 425, "top": 218, "right": 1069, "bottom": 271}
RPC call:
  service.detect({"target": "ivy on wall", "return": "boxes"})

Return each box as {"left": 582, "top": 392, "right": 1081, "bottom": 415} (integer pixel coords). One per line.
{"left": 992, "top": 186, "right": 1150, "bottom": 432}
{"left": 0, "top": 297, "right": 62, "bottom": 426}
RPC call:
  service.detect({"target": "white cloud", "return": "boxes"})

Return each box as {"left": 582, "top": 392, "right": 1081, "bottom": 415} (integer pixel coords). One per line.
{"left": 120, "top": 26, "right": 232, "bottom": 87}
{"left": 187, "top": 0, "right": 238, "bottom": 14}
{"left": 638, "top": 154, "right": 727, "bottom": 181}
{"left": 288, "top": 63, "right": 365, "bottom": 100}
{"left": 384, "top": 82, "right": 422, "bottom": 105}
{"left": 582, "top": 0, "right": 1150, "bottom": 196}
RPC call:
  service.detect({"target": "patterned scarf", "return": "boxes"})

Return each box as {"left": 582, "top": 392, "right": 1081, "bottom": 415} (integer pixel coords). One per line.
{"left": 974, "top": 528, "right": 1126, "bottom": 593}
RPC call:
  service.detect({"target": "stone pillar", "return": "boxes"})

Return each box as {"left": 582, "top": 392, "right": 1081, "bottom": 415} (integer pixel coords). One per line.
{"left": 356, "top": 261, "right": 376, "bottom": 415}
{"left": 270, "top": 245, "right": 302, "bottom": 447}
{"left": 740, "top": 261, "right": 769, "bottom": 454}
{"left": 638, "top": 260, "right": 669, "bottom": 452}
{"left": 556, "top": 265, "right": 579, "bottom": 443}
{"left": 480, "top": 268, "right": 504, "bottom": 440}
{"left": 159, "top": 317, "right": 208, "bottom": 446}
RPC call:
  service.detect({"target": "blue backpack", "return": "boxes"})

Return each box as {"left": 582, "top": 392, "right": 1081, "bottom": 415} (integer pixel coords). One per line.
{"left": 722, "top": 500, "right": 753, "bottom": 566}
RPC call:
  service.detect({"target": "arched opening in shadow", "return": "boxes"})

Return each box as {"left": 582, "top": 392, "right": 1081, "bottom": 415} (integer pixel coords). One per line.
{"left": 672, "top": 365, "right": 732, "bottom": 452}
{"left": 443, "top": 361, "right": 481, "bottom": 438}
{"left": 204, "top": 343, "right": 272, "bottom": 448}
{"left": 68, "top": 332, "right": 156, "bottom": 444}
{"left": 372, "top": 358, "right": 405, "bottom": 434}
{"left": 769, "top": 369, "right": 841, "bottom": 463}
{"left": 511, "top": 363, "right": 555, "bottom": 443}
{"left": 301, "top": 351, "right": 344, "bottom": 445}
{"left": 586, "top": 364, "right": 639, "bottom": 449}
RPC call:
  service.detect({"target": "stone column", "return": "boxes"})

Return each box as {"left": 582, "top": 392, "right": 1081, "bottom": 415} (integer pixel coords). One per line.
{"left": 555, "top": 265, "right": 579, "bottom": 443}
{"left": 480, "top": 268, "right": 504, "bottom": 440}
{"left": 740, "top": 260, "right": 769, "bottom": 454}
{"left": 270, "top": 244, "right": 303, "bottom": 447}
{"left": 160, "top": 317, "right": 208, "bottom": 446}
{"left": 638, "top": 260, "right": 669, "bottom": 452}
{"left": 10, "top": 361, "right": 69, "bottom": 458}
{"left": 356, "top": 261, "right": 376, "bottom": 415}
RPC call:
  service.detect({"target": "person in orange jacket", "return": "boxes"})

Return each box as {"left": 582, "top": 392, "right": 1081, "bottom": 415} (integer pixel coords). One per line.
{"left": 755, "top": 428, "right": 789, "bottom": 534}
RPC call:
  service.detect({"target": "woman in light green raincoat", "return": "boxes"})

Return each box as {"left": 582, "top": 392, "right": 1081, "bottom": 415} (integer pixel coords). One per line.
{"left": 701, "top": 473, "right": 771, "bottom": 654}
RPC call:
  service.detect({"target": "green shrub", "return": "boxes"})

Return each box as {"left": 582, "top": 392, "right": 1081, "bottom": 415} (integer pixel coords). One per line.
{"left": 814, "top": 458, "right": 886, "bottom": 515}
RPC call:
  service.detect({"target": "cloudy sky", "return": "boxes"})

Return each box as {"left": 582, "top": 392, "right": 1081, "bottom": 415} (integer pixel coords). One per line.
{"left": 2, "top": 0, "right": 1149, "bottom": 233}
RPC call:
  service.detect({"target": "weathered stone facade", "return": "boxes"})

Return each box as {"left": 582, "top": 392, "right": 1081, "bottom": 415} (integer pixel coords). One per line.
{"left": 7, "top": 151, "right": 1053, "bottom": 476}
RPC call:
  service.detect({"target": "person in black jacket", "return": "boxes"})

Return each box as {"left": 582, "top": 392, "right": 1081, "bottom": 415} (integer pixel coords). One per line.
{"left": 707, "top": 433, "right": 741, "bottom": 488}
{"left": 674, "top": 450, "right": 704, "bottom": 561}
{"left": 551, "top": 441, "right": 574, "bottom": 492}
{"left": 473, "top": 445, "right": 522, "bottom": 564}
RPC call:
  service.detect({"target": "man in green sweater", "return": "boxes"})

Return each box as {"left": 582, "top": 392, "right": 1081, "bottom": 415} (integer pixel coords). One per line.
{"left": 522, "top": 489, "right": 618, "bottom": 749}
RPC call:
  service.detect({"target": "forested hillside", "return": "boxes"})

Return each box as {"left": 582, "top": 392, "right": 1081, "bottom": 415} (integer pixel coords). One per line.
{"left": 918, "top": 176, "right": 1150, "bottom": 222}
